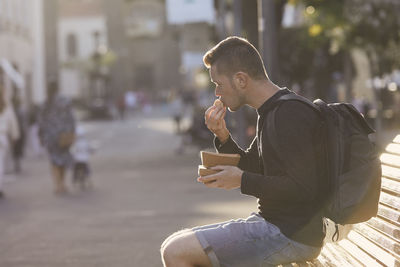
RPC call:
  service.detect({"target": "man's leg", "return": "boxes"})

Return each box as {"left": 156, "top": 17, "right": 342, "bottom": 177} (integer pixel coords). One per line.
{"left": 161, "top": 230, "right": 212, "bottom": 267}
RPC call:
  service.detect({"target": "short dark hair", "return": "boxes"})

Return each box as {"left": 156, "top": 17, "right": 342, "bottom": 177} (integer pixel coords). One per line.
{"left": 203, "top": 36, "right": 268, "bottom": 80}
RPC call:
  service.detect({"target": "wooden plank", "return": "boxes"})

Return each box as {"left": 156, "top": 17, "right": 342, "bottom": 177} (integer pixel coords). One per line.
{"left": 292, "top": 261, "right": 312, "bottom": 267}
{"left": 367, "top": 217, "right": 400, "bottom": 240}
{"left": 313, "top": 250, "right": 338, "bottom": 267}
{"left": 322, "top": 242, "right": 364, "bottom": 267}
{"left": 353, "top": 224, "right": 400, "bottom": 258}
{"left": 393, "top": 135, "right": 400, "bottom": 144}
{"left": 382, "top": 165, "right": 400, "bottom": 181}
{"left": 378, "top": 205, "right": 400, "bottom": 226}
{"left": 380, "top": 153, "right": 400, "bottom": 168}
{"left": 347, "top": 230, "right": 399, "bottom": 266}
{"left": 380, "top": 191, "right": 400, "bottom": 209}
{"left": 337, "top": 238, "right": 383, "bottom": 266}
{"left": 382, "top": 177, "right": 400, "bottom": 196}
{"left": 386, "top": 143, "right": 400, "bottom": 156}
{"left": 309, "top": 257, "right": 327, "bottom": 267}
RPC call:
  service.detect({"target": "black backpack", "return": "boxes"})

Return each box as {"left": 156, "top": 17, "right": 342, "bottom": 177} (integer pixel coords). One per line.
{"left": 266, "top": 92, "right": 382, "bottom": 241}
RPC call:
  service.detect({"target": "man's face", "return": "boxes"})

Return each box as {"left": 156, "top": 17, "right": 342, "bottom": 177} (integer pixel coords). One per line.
{"left": 210, "top": 65, "right": 243, "bottom": 112}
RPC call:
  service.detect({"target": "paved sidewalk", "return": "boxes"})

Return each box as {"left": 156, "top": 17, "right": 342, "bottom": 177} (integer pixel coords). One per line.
{"left": 0, "top": 106, "right": 255, "bottom": 267}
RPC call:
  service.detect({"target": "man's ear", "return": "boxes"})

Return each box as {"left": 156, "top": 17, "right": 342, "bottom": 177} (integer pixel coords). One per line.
{"left": 234, "top": 72, "right": 248, "bottom": 89}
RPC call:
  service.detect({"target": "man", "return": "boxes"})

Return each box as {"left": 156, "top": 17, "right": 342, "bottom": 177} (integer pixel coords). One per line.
{"left": 161, "top": 36, "right": 325, "bottom": 267}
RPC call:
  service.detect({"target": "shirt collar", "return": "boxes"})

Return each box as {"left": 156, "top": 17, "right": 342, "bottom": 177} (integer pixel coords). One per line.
{"left": 257, "top": 87, "right": 291, "bottom": 116}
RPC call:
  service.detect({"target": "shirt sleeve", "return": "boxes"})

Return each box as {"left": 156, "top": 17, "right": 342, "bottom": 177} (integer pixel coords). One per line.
{"left": 241, "top": 101, "right": 321, "bottom": 202}
{"left": 214, "top": 135, "right": 262, "bottom": 174}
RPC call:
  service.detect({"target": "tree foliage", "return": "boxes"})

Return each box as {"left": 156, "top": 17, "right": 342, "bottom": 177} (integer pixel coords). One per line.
{"left": 278, "top": 0, "right": 400, "bottom": 99}
{"left": 297, "top": 0, "right": 400, "bottom": 74}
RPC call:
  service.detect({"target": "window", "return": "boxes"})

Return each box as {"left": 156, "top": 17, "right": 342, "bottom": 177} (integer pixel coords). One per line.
{"left": 66, "top": 33, "right": 78, "bottom": 58}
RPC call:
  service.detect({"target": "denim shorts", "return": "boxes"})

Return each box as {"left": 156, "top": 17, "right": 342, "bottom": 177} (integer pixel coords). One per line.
{"left": 192, "top": 213, "right": 321, "bottom": 267}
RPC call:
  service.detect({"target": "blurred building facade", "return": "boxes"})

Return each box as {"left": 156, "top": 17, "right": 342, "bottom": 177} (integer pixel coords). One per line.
{"left": 0, "top": 0, "right": 40, "bottom": 107}
{"left": 102, "top": 0, "right": 216, "bottom": 98}
{"left": 0, "top": 0, "right": 59, "bottom": 108}
{"left": 102, "top": 0, "right": 181, "bottom": 98}
{"left": 166, "top": 0, "right": 215, "bottom": 92}
{"left": 58, "top": 0, "right": 108, "bottom": 101}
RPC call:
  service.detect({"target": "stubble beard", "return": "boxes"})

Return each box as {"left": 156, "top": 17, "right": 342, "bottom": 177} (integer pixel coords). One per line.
{"left": 228, "top": 82, "right": 245, "bottom": 112}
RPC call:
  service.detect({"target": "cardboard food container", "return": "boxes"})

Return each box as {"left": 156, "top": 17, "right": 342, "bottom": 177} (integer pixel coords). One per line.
{"left": 198, "top": 165, "right": 220, "bottom": 177}
{"left": 200, "top": 151, "right": 241, "bottom": 168}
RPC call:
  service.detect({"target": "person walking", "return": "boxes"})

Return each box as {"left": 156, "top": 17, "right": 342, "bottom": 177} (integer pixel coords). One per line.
{"left": 0, "top": 86, "right": 20, "bottom": 198}
{"left": 161, "top": 36, "right": 325, "bottom": 266}
{"left": 11, "top": 91, "right": 26, "bottom": 173}
{"left": 38, "top": 81, "right": 76, "bottom": 194}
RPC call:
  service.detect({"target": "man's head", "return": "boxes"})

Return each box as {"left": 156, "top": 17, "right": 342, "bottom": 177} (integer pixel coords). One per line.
{"left": 203, "top": 36, "right": 268, "bottom": 111}
{"left": 203, "top": 36, "right": 267, "bottom": 81}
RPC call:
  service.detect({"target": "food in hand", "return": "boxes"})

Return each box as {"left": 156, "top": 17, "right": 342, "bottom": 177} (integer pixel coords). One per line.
{"left": 200, "top": 151, "right": 240, "bottom": 168}
{"left": 198, "top": 165, "right": 220, "bottom": 177}
{"left": 214, "top": 99, "right": 223, "bottom": 108}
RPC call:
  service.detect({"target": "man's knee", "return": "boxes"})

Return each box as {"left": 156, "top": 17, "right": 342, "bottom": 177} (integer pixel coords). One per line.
{"left": 161, "top": 230, "right": 190, "bottom": 263}
{"left": 161, "top": 230, "right": 211, "bottom": 266}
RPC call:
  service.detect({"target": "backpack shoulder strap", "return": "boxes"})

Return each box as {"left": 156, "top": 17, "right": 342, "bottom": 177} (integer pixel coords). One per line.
{"left": 266, "top": 93, "right": 320, "bottom": 161}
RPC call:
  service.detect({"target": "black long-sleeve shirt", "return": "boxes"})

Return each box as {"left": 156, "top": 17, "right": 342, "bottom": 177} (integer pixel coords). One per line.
{"left": 215, "top": 88, "right": 325, "bottom": 247}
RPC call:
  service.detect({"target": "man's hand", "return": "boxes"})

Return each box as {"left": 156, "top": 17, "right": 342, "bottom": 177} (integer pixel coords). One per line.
{"left": 205, "top": 102, "right": 229, "bottom": 143}
{"left": 197, "top": 165, "right": 243, "bottom": 190}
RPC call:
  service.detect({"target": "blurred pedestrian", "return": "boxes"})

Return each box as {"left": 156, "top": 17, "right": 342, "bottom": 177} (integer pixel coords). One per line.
{"left": 0, "top": 86, "right": 20, "bottom": 198}
{"left": 27, "top": 104, "right": 44, "bottom": 157}
{"left": 116, "top": 92, "right": 126, "bottom": 120}
{"left": 175, "top": 104, "right": 212, "bottom": 154}
{"left": 169, "top": 89, "right": 184, "bottom": 134}
{"left": 124, "top": 90, "right": 137, "bottom": 116}
{"left": 71, "top": 126, "right": 95, "bottom": 190}
{"left": 11, "top": 90, "right": 26, "bottom": 173}
{"left": 38, "top": 81, "right": 76, "bottom": 194}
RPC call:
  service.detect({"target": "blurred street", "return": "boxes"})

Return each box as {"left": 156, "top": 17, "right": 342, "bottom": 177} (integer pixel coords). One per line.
{"left": 0, "top": 105, "right": 255, "bottom": 267}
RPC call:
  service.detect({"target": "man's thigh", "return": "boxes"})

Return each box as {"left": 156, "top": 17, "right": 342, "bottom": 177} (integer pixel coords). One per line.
{"left": 192, "top": 214, "right": 299, "bottom": 267}
{"left": 162, "top": 229, "right": 212, "bottom": 267}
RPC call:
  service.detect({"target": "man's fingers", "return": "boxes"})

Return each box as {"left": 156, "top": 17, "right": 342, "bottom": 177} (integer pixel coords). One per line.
{"left": 197, "top": 174, "right": 217, "bottom": 183}
{"left": 214, "top": 107, "right": 226, "bottom": 120}
{"left": 210, "top": 165, "right": 228, "bottom": 171}
{"left": 205, "top": 106, "right": 216, "bottom": 120}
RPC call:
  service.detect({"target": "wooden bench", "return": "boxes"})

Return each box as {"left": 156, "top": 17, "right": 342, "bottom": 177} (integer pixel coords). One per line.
{"left": 284, "top": 134, "right": 400, "bottom": 267}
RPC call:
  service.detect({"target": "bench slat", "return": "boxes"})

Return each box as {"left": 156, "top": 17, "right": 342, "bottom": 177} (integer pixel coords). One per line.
{"left": 319, "top": 242, "right": 364, "bottom": 267}
{"left": 378, "top": 205, "right": 400, "bottom": 226}
{"left": 367, "top": 217, "right": 400, "bottom": 240}
{"left": 293, "top": 262, "right": 313, "bottom": 267}
{"left": 382, "top": 165, "right": 400, "bottom": 181}
{"left": 382, "top": 177, "right": 400, "bottom": 196}
{"left": 393, "top": 135, "right": 400, "bottom": 144}
{"left": 386, "top": 143, "right": 400, "bottom": 156}
{"left": 380, "top": 191, "right": 400, "bottom": 210}
{"left": 337, "top": 238, "right": 383, "bottom": 266}
{"left": 347, "top": 230, "right": 399, "bottom": 266}
{"left": 353, "top": 223, "right": 400, "bottom": 259}
{"left": 381, "top": 153, "right": 400, "bottom": 168}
